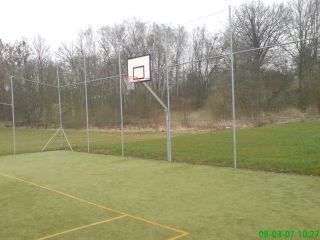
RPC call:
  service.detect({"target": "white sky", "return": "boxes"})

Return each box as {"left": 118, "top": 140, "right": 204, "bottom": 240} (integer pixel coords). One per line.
{"left": 1, "top": 0, "right": 288, "bottom": 52}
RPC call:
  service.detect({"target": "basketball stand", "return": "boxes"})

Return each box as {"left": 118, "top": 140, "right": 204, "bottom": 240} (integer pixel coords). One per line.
{"left": 123, "top": 54, "right": 171, "bottom": 162}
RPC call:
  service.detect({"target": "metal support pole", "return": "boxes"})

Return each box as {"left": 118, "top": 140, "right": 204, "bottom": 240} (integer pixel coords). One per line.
{"left": 42, "top": 128, "right": 61, "bottom": 152}
{"left": 119, "top": 45, "right": 124, "bottom": 156}
{"left": 61, "top": 128, "right": 73, "bottom": 151}
{"left": 57, "top": 63, "right": 63, "bottom": 149}
{"left": 84, "top": 54, "right": 90, "bottom": 153}
{"left": 165, "top": 27, "right": 172, "bottom": 162}
{"left": 11, "top": 76, "right": 16, "bottom": 155}
{"left": 42, "top": 63, "right": 74, "bottom": 152}
{"left": 142, "top": 82, "right": 168, "bottom": 111}
{"left": 229, "top": 6, "right": 237, "bottom": 168}
{"left": 141, "top": 82, "right": 171, "bottom": 162}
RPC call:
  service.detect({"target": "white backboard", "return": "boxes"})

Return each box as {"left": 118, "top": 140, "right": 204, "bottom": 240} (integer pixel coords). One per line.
{"left": 127, "top": 54, "right": 151, "bottom": 82}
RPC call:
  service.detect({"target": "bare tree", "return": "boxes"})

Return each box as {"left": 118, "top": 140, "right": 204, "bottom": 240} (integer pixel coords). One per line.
{"left": 31, "top": 36, "right": 53, "bottom": 128}
{"left": 284, "top": 0, "right": 320, "bottom": 110}
{"left": 233, "top": 0, "right": 287, "bottom": 70}
{"left": 229, "top": 0, "right": 288, "bottom": 116}
{"left": 187, "top": 25, "right": 221, "bottom": 108}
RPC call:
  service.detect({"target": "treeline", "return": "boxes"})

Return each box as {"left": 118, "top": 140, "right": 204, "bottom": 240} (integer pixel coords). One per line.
{"left": 0, "top": 0, "right": 319, "bottom": 127}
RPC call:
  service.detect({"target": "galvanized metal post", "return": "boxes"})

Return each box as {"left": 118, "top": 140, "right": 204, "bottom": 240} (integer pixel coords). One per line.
{"left": 165, "top": 27, "right": 172, "bottom": 162}
{"left": 142, "top": 82, "right": 168, "bottom": 111}
{"left": 84, "top": 54, "right": 90, "bottom": 153}
{"left": 229, "top": 6, "right": 237, "bottom": 168}
{"left": 119, "top": 44, "right": 124, "bottom": 156}
{"left": 10, "top": 76, "right": 16, "bottom": 155}
{"left": 42, "top": 128, "right": 61, "bottom": 152}
{"left": 57, "top": 63, "right": 63, "bottom": 148}
{"left": 41, "top": 64, "right": 73, "bottom": 152}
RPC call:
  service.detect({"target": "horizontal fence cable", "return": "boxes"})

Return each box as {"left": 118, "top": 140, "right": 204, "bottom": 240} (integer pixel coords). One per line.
{"left": 0, "top": 102, "right": 12, "bottom": 106}
{"left": 11, "top": 76, "right": 58, "bottom": 88}
{"left": 49, "top": 37, "right": 320, "bottom": 88}
{"left": 59, "top": 74, "right": 124, "bottom": 88}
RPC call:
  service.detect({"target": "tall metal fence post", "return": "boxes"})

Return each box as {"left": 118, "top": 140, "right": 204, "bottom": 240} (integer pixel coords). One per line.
{"left": 57, "top": 63, "right": 63, "bottom": 149}
{"left": 119, "top": 44, "right": 124, "bottom": 156}
{"left": 165, "top": 27, "right": 172, "bottom": 162}
{"left": 84, "top": 54, "right": 90, "bottom": 153}
{"left": 10, "top": 76, "right": 16, "bottom": 155}
{"left": 229, "top": 5, "right": 237, "bottom": 168}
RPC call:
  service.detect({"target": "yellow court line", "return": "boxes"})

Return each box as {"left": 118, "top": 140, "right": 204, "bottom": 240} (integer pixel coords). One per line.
{"left": 127, "top": 214, "right": 189, "bottom": 236}
{"left": 0, "top": 173, "right": 189, "bottom": 239}
{"left": 38, "top": 215, "right": 127, "bottom": 240}
{"left": 0, "top": 173, "right": 125, "bottom": 215}
{"left": 170, "top": 232, "right": 190, "bottom": 240}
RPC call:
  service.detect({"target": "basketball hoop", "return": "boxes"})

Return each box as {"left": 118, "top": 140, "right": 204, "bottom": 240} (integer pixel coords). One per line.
{"left": 123, "top": 76, "right": 140, "bottom": 91}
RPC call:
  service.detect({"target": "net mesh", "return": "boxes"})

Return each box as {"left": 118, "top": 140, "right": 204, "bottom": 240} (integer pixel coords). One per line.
{"left": 123, "top": 76, "right": 140, "bottom": 91}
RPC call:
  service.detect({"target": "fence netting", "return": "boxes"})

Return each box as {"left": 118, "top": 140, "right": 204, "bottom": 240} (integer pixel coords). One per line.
{"left": 0, "top": 2, "right": 319, "bottom": 174}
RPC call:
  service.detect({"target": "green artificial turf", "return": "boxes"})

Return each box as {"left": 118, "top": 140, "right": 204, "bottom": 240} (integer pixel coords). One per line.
{"left": 0, "top": 151, "right": 319, "bottom": 239}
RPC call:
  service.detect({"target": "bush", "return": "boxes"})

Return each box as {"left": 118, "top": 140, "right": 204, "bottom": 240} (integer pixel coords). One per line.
{"left": 254, "top": 120, "right": 267, "bottom": 127}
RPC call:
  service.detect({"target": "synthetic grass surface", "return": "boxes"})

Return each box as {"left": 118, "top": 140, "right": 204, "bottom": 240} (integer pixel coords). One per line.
{"left": 1, "top": 151, "right": 319, "bottom": 239}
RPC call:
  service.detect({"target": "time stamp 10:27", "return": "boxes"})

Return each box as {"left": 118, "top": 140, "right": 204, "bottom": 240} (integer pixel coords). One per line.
{"left": 259, "top": 231, "right": 319, "bottom": 238}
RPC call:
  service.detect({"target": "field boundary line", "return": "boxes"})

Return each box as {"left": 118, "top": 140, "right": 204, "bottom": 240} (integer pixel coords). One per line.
{"left": 38, "top": 215, "right": 127, "bottom": 240}
{"left": 126, "top": 214, "right": 189, "bottom": 237}
{"left": 0, "top": 173, "right": 189, "bottom": 239}
{"left": 169, "top": 232, "right": 190, "bottom": 240}
{"left": 0, "top": 173, "right": 126, "bottom": 214}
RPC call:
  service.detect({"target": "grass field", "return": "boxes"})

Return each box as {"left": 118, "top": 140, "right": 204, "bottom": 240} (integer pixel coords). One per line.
{"left": 1, "top": 151, "right": 319, "bottom": 239}
{"left": 1, "top": 121, "right": 319, "bottom": 175}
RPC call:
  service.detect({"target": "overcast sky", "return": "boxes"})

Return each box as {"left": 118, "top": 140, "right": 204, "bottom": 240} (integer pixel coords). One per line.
{"left": 1, "top": 0, "right": 288, "bottom": 52}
